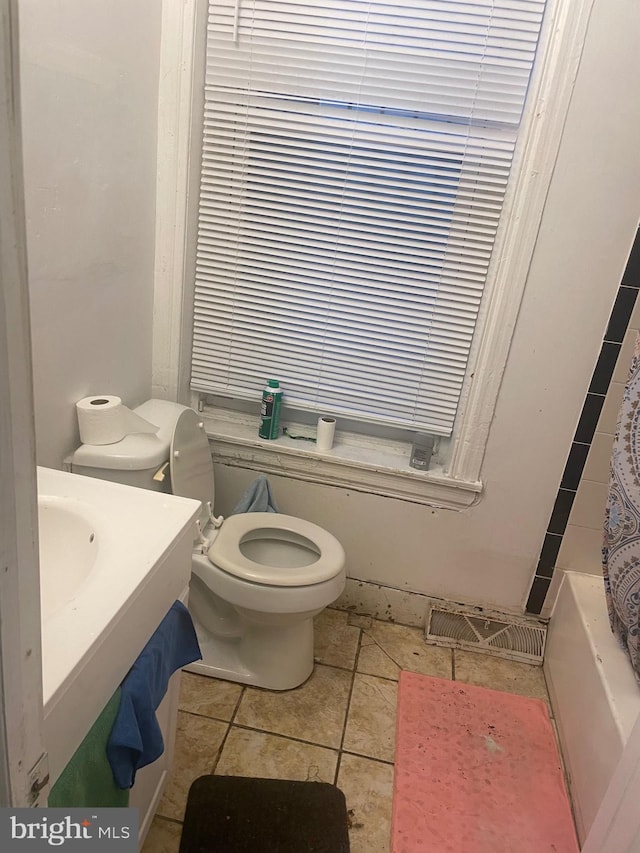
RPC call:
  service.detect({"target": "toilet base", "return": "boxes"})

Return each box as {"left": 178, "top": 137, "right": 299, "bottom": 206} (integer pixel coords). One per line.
{"left": 185, "top": 611, "right": 316, "bottom": 691}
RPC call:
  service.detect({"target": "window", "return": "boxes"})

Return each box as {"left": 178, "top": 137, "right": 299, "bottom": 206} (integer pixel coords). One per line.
{"left": 190, "top": 0, "right": 546, "bottom": 437}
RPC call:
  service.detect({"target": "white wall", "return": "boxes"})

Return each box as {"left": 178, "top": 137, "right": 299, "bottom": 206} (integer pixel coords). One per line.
{"left": 19, "top": 0, "right": 162, "bottom": 469}
{"left": 16, "top": 0, "right": 640, "bottom": 615}
{"left": 211, "top": 0, "right": 640, "bottom": 615}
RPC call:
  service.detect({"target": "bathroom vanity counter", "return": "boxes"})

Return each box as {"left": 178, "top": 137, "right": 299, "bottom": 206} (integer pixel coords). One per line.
{"left": 37, "top": 466, "right": 201, "bottom": 787}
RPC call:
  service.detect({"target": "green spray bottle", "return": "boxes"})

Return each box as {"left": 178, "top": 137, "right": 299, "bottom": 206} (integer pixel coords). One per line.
{"left": 258, "top": 379, "right": 283, "bottom": 439}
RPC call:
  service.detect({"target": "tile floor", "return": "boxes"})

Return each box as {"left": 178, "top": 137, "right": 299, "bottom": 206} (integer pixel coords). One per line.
{"left": 141, "top": 608, "right": 553, "bottom": 853}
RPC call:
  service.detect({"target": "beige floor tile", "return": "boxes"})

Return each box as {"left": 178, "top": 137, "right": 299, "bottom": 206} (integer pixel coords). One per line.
{"left": 157, "top": 711, "right": 228, "bottom": 822}
{"left": 216, "top": 726, "right": 338, "bottom": 783}
{"left": 348, "top": 612, "right": 373, "bottom": 629}
{"left": 178, "top": 671, "right": 243, "bottom": 721}
{"left": 141, "top": 816, "right": 183, "bottom": 853}
{"left": 337, "top": 753, "right": 394, "bottom": 853}
{"left": 343, "top": 673, "right": 397, "bottom": 763}
{"left": 234, "top": 663, "right": 352, "bottom": 749}
{"left": 454, "top": 649, "right": 550, "bottom": 705}
{"left": 358, "top": 621, "right": 452, "bottom": 681}
{"left": 314, "top": 608, "right": 361, "bottom": 669}
{"left": 358, "top": 640, "right": 402, "bottom": 679}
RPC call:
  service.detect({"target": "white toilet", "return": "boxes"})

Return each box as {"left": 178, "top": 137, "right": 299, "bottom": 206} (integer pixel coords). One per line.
{"left": 69, "top": 399, "right": 346, "bottom": 690}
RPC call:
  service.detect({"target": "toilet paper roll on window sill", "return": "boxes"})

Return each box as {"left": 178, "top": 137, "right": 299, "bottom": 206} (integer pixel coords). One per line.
{"left": 316, "top": 416, "right": 336, "bottom": 452}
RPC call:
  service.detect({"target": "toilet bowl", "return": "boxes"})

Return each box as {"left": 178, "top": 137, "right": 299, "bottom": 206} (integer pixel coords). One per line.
{"left": 69, "top": 399, "right": 346, "bottom": 690}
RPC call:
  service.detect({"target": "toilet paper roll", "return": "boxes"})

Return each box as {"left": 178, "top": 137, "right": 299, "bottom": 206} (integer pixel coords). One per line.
{"left": 76, "top": 396, "right": 159, "bottom": 445}
{"left": 316, "top": 416, "right": 336, "bottom": 452}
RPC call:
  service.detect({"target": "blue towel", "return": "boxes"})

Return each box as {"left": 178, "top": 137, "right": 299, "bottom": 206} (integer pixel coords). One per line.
{"left": 232, "top": 473, "right": 280, "bottom": 514}
{"left": 107, "top": 600, "right": 201, "bottom": 789}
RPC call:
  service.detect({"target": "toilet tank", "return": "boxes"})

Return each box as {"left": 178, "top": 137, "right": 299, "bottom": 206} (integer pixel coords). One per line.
{"left": 69, "top": 399, "right": 189, "bottom": 492}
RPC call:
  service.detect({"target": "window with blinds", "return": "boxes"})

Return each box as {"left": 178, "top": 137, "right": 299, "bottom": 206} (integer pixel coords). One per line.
{"left": 191, "top": 0, "right": 546, "bottom": 436}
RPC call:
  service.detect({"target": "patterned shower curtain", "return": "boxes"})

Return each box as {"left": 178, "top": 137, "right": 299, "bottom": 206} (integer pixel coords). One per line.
{"left": 603, "top": 332, "right": 640, "bottom": 679}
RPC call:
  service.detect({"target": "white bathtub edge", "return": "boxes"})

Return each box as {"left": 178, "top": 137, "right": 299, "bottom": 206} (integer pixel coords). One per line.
{"left": 544, "top": 570, "right": 640, "bottom": 842}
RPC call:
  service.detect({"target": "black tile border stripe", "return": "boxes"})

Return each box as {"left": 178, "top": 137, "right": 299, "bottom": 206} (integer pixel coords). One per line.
{"left": 622, "top": 231, "right": 640, "bottom": 288}
{"left": 560, "top": 442, "right": 590, "bottom": 490}
{"left": 588, "top": 342, "right": 621, "bottom": 395}
{"left": 527, "top": 576, "right": 552, "bottom": 614}
{"left": 536, "top": 532, "right": 563, "bottom": 578}
{"left": 526, "top": 227, "right": 640, "bottom": 615}
{"left": 605, "top": 286, "right": 639, "bottom": 344}
{"left": 574, "top": 393, "right": 606, "bottom": 444}
{"left": 547, "top": 488, "right": 577, "bottom": 536}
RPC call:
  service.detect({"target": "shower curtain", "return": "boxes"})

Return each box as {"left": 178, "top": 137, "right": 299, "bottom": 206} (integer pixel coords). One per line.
{"left": 603, "top": 332, "right": 640, "bottom": 680}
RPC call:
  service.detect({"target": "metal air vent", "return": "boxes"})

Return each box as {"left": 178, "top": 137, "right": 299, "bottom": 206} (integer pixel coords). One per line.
{"left": 425, "top": 602, "right": 547, "bottom": 664}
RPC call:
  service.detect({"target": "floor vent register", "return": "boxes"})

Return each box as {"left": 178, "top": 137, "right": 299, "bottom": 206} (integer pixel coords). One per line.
{"left": 425, "top": 602, "right": 547, "bottom": 664}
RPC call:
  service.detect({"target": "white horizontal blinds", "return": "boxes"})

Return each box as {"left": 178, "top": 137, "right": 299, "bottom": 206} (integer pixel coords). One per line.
{"left": 207, "top": 0, "right": 544, "bottom": 126}
{"left": 192, "top": 0, "right": 545, "bottom": 435}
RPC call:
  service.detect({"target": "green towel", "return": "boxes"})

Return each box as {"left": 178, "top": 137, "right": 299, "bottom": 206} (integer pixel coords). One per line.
{"left": 48, "top": 688, "right": 129, "bottom": 808}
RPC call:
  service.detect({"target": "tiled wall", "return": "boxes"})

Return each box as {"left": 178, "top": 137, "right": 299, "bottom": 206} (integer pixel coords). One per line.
{"left": 526, "top": 228, "right": 640, "bottom": 614}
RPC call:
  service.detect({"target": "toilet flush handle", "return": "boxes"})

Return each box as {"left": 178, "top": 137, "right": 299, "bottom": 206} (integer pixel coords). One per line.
{"left": 153, "top": 461, "right": 170, "bottom": 482}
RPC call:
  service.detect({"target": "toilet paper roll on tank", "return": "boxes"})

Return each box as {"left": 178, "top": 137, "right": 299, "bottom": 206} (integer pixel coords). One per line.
{"left": 76, "top": 395, "right": 159, "bottom": 446}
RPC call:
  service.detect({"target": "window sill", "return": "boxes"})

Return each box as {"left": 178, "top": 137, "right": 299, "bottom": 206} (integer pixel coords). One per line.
{"left": 199, "top": 408, "right": 483, "bottom": 510}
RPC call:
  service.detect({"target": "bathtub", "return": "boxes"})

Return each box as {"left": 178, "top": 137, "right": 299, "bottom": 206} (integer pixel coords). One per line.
{"left": 544, "top": 571, "right": 640, "bottom": 843}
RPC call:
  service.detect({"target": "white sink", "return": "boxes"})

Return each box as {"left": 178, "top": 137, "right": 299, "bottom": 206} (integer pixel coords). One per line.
{"left": 38, "top": 496, "right": 101, "bottom": 622}
{"left": 37, "top": 467, "right": 201, "bottom": 787}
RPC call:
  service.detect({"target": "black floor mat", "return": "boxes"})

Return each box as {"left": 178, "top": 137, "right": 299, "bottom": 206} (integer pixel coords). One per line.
{"left": 179, "top": 775, "right": 351, "bottom": 852}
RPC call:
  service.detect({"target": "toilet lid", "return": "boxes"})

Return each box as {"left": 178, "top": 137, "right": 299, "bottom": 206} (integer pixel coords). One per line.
{"left": 207, "top": 512, "right": 345, "bottom": 586}
{"left": 170, "top": 409, "right": 215, "bottom": 517}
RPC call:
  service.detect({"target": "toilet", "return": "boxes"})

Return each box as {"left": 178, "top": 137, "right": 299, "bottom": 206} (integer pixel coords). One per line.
{"left": 69, "top": 399, "right": 346, "bottom": 690}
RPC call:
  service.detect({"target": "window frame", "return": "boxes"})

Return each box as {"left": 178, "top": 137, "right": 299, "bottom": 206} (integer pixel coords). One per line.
{"left": 152, "top": 0, "right": 596, "bottom": 510}
{"left": 192, "top": 0, "right": 543, "bottom": 438}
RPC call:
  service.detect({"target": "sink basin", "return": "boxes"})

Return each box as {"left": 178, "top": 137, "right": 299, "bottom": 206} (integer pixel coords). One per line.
{"left": 37, "top": 466, "right": 201, "bottom": 787}
{"left": 38, "top": 496, "right": 100, "bottom": 622}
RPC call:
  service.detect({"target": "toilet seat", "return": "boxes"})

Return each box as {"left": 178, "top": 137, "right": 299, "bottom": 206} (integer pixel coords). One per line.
{"left": 169, "top": 408, "right": 345, "bottom": 588}
{"left": 207, "top": 512, "right": 345, "bottom": 587}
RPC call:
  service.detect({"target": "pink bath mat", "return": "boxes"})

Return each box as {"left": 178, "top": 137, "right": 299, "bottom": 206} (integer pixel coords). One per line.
{"left": 392, "top": 671, "right": 579, "bottom": 853}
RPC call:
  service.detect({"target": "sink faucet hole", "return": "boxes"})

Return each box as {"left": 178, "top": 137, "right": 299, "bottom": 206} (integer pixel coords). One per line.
{"left": 89, "top": 533, "right": 95, "bottom": 543}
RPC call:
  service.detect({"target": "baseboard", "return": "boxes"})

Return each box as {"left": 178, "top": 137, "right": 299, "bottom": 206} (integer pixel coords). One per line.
{"left": 334, "top": 578, "right": 431, "bottom": 628}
